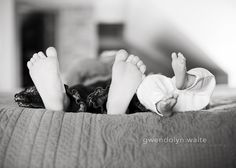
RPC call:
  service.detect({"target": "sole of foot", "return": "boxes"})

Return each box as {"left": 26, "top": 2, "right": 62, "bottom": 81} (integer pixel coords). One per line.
{"left": 107, "top": 49, "right": 146, "bottom": 115}
{"left": 27, "top": 47, "right": 68, "bottom": 111}
{"left": 171, "top": 52, "right": 187, "bottom": 90}
{"left": 156, "top": 93, "right": 178, "bottom": 117}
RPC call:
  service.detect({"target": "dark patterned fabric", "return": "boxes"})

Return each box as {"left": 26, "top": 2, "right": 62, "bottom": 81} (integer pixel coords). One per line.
{"left": 65, "top": 80, "right": 110, "bottom": 113}
{"left": 14, "top": 80, "right": 147, "bottom": 114}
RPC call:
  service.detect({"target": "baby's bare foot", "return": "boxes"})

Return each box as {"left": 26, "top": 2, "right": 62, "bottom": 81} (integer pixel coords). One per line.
{"left": 171, "top": 52, "right": 187, "bottom": 90}
{"left": 27, "top": 47, "right": 69, "bottom": 111}
{"left": 156, "top": 93, "right": 178, "bottom": 117}
{"left": 107, "top": 50, "right": 146, "bottom": 115}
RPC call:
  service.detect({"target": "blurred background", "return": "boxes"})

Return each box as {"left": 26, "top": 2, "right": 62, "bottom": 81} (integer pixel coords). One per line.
{"left": 0, "top": 0, "right": 236, "bottom": 92}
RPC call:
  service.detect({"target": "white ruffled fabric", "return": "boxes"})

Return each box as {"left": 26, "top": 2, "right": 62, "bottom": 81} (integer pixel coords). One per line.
{"left": 137, "top": 68, "right": 216, "bottom": 116}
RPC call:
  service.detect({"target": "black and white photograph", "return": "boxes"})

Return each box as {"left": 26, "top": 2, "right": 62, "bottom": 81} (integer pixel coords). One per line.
{"left": 0, "top": 0, "right": 236, "bottom": 167}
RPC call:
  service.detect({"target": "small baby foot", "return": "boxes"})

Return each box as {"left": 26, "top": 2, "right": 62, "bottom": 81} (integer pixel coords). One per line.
{"left": 171, "top": 52, "right": 187, "bottom": 90}
{"left": 27, "top": 47, "right": 69, "bottom": 111}
{"left": 156, "top": 93, "right": 178, "bottom": 117}
{"left": 107, "top": 50, "right": 146, "bottom": 115}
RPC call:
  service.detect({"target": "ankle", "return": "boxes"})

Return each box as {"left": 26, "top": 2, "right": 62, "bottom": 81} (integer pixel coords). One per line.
{"left": 184, "top": 74, "right": 196, "bottom": 89}
{"left": 106, "top": 101, "right": 127, "bottom": 115}
{"left": 175, "top": 78, "right": 186, "bottom": 90}
{"left": 43, "top": 94, "right": 69, "bottom": 111}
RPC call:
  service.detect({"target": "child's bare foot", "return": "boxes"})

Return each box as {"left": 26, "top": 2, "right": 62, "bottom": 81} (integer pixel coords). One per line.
{"left": 156, "top": 93, "right": 178, "bottom": 117}
{"left": 27, "top": 47, "right": 69, "bottom": 111}
{"left": 171, "top": 52, "right": 187, "bottom": 90}
{"left": 107, "top": 50, "right": 146, "bottom": 115}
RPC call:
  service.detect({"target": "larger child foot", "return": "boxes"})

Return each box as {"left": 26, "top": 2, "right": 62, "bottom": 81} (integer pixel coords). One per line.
{"left": 27, "top": 47, "right": 69, "bottom": 111}
{"left": 107, "top": 50, "right": 146, "bottom": 115}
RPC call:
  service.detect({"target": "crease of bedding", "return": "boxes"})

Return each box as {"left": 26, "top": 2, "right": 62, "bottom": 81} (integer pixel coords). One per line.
{"left": 40, "top": 111, "right": 58, "bottom": 168}
{"left": 54, "top": 111, "right": 74, "bottom": 167}
{"left": 31, "top": 110, "right": 52, "bottom": 168}
{"left": 0, "top": 107, "right": 24, "bottom": 168}
{"left": 6, "top": 109, "right": 35, "bottom": 168}
{"left": 0, "top": 101, "right": 236, "bottom": 168}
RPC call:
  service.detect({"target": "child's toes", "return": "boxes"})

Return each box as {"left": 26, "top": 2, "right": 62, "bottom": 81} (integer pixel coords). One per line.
{"left": 131, "top": 56, "right": 140, "bottom": 64}
{"left": 137, "top": 61, "right": 146, "bottom": 74}
{"left": 137, "top": 60, "right": 144, "bottom": 67}
{"left": 34, "top": 53, "right": 41, "bottom": 61}
{"left": 115, "top": 49, "right": 128, "bottom": 62}
{"left": 137, "top": 60, "right": 146, "bottom": 73}
{"left": 38, "top": 51, "right": 46, "bottom": 59}
{"left": 27, "top": 61, "right": 33, "bottom": 69}
{"left": 126, "top": 55, "right": 135, "bottom": 63}
{"left": 30, "top": 54, "right": 38, "bottom": 63}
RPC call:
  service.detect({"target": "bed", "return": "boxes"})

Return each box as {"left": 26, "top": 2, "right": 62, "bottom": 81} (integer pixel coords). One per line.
{"left": 0, "top": 86, "right": 236, "bottom": 168}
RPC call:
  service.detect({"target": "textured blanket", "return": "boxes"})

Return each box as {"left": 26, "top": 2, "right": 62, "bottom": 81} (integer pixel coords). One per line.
{"left": 0, "top": 93, "right": 236, "bottom": 168}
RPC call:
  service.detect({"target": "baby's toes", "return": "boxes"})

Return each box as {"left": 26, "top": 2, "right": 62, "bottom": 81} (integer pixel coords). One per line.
{"left": 177, "top": 53, "right": 186, "bottom": 63}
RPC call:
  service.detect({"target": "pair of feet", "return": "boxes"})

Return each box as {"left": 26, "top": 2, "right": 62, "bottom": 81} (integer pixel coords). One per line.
{"left": 27, "top": 47, "right": 146, "bottom": 114}
{"left": 27, "top": 47, "right": 189, "bottom": 115}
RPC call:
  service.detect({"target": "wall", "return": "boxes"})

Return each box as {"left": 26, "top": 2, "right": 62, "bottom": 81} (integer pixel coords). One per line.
{"left": 56, "top": 6, "right": 97, "bottom": 74}
{"left": 125, "top": 0, "right": 236, "bottom": 86}
{"left": 0, "top": 0, "right": 97, "bottom": 91}
{"left": 1, "top": 0, "right": 236, "bottom": 92}
{"left": 0, "top": 0, "right": 21, "bottom": 92}
{"left": 95, "top": 0, "right": 127, "bottom": 23}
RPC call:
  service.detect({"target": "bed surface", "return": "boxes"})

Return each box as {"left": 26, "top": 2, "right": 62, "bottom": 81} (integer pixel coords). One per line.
{"left": 0, "top": 86, "right": 236, "bottom": 168}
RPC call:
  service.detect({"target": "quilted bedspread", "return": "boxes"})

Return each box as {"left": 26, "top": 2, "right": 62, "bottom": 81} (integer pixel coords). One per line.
{"left": 0, "top": 92, "right": 236, "bottom": 168}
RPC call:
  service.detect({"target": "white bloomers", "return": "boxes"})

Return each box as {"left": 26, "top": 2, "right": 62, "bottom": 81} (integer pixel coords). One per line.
{"left": 136, "top": 68, "right": 216, "bottom": 116}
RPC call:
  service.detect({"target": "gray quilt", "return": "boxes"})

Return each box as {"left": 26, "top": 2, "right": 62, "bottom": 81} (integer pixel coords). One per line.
{"left": 0, "top": 93, "right": 236, "bottom": 168}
